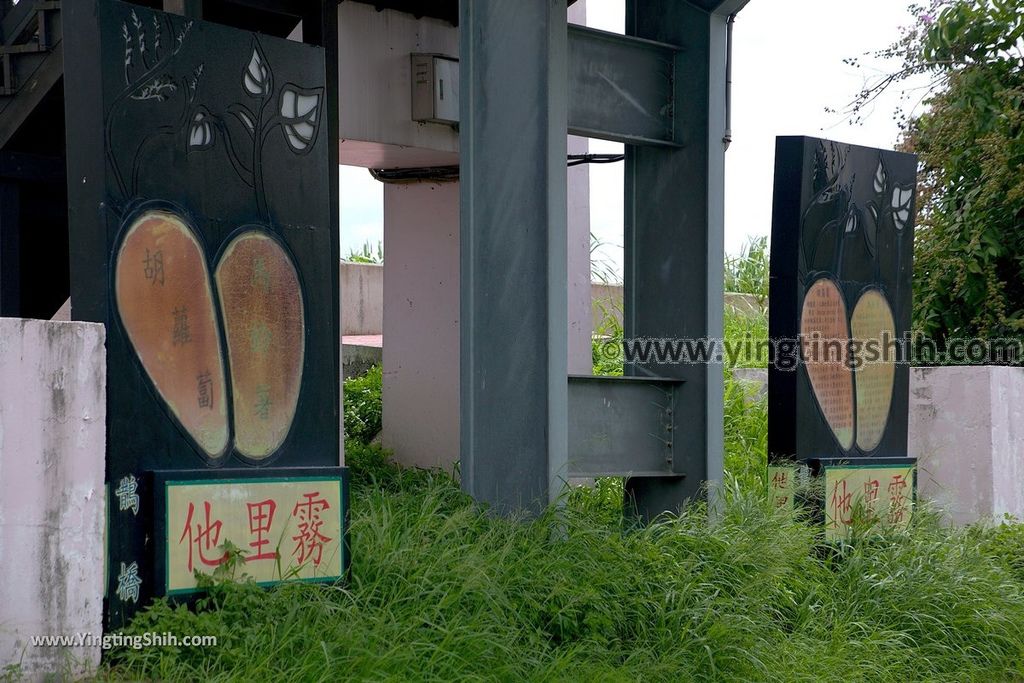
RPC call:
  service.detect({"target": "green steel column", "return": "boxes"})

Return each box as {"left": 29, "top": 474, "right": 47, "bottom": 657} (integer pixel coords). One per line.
{"left": 459, "top": 0, "right": 569, "bottom": 513}
{"left": 623, "top": 1, "right": 728, "bottom": 519}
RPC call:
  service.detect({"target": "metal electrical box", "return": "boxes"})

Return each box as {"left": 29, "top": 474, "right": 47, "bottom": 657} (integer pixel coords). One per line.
{"left": 411, "top": 53, "right": 459, "bottom": 125}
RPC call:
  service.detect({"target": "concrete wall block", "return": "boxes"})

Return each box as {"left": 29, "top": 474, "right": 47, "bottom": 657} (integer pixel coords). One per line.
{"left": 0, "top": 318, "right": 106, "bottom": 676}
{"left": 341, "top": 262, "right": 384, "bottom": 335}
{"left": 343, "top": 343, "right": 383, "bottom": 380}
{"left": 988, "top": 366, "right": 1024, "bottom": 518}
{"left": 591, "top": 284, "right": 765, "bottom": 336}
{"left": 912, "top": 366, "right": 1024, "bottom": 525}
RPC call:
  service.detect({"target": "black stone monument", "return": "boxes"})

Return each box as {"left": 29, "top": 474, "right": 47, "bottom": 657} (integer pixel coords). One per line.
{"left": 64, "top": 0, "right": 345, "bottom": 626}
{"left": 768, "top": 137, "right": 918, "bottom": 534}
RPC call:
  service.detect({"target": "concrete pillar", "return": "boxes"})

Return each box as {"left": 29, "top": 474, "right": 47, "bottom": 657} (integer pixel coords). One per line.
{"left": 567, "top": 138, "right": 591, "bottom": 376}
{"left": 567, "top": 1, "right": 591, "bottom": 376}
{"left": 381, "top": 182, "right": 460, "bottom": 470}
{"left": 912, "top": 366, "right": 1024, "bottom": 525}
{"left": 0, "top": 318, "right": 106, "bottom": 676}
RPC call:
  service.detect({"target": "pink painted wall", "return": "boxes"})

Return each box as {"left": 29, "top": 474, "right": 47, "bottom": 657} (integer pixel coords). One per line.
{"left": 382, "top": 182, "right": 461, "bottom": 469}
{"left": 0, "top": 318, "right": 106, "bottom": 676}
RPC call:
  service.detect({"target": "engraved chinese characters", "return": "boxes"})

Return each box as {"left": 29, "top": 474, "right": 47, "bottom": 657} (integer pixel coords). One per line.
{"left": 115, "top": 211, "right": 230, "bottom": 458}
{"left": 799, "top": 281, "right": 899, "bottom": 453}
{"left": 769, "top": 137, "right": 917, "bottom": 464}
{"left": 115, "top": 215, "right": 304, "bottom": 461}
{"left": 215, "top": 231, "right": 304, "bottom": 459}
{"left": 800, "top": 279, "right": 854, "bottom": 450}
{"left": 851, "top": 290, "right": 896, "bottom": 451}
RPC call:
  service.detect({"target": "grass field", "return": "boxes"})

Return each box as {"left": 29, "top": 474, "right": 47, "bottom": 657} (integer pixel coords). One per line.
{"left": 97, "top": 246, "right": 1024, "bottom": 681}
{"left": 102, "top": 332, "right": 1024, "bottom": 681}
{"left": 102, "top": 440, "right": 1024, "bottom": 682}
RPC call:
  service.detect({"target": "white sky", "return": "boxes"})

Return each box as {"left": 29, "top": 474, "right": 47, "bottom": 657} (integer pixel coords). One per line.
{"left": 340, "top": 0, "right": 930, "bottom": 280}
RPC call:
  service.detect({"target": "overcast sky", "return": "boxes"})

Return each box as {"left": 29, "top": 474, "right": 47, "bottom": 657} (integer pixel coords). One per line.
{"left": 340, "top": 0, "right": 930, "bottom": 280}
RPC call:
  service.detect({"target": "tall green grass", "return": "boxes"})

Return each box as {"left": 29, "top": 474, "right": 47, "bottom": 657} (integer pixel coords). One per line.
{"left": 99, "top": 243, "right": 1024, "bottom": 681}
{"left": 724, "top": 306, "right": 769, "bottom": 491}
{"left": 105, "top": 444, "right": 1024, "bottom": 682}
{"left": 345, "top": 240, "right": 384, "bottom": 265}
{"left": 725, "top": 235, "right": 769, "bottom": 304}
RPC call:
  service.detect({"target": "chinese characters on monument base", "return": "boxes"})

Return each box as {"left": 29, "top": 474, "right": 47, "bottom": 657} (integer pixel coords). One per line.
{"left": 824, "top": 464, "right": 914, "bottom": 542}
{"left": 161, "top": 476, "right": 346, "bottom": 593}
{"left": 768, "top": 466, "right": 796, "bottom": 512}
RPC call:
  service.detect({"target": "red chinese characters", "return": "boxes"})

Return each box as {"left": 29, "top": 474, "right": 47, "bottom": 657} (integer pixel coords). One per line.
{"left": 829, "top": 478, "right": 854, "bottom": 527}
{"left": 770, "top": 469, "right": 790, "bottom": 509}
{"left": 176, "top": 490, "right": 334, "bottom": 572}
{"left": 179, "top": 501, "right": 230, "bottom": 572}
{"left": 246, "top": 499, "right": 278, "bottom": 562}
{"left": 825, "top": 466, "right": 914, "bottom": 540}
{"left": 767, "top": 466, "right": 796, "bottom": 510}
{"left": 291, "top": 491, "right": 333, "bottom": 567}
{"left": 887, "top": 474, "right": 909, "bottom": 524}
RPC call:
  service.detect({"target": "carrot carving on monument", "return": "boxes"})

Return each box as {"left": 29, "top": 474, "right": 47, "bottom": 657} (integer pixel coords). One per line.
{"left": 108, "top": 29, "right": 321, "bottom": 464}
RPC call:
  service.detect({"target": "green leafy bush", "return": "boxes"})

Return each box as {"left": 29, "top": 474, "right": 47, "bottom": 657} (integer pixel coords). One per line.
{"left": 909, "top": 37, "right": 1024, "bottom": 346}
{"left": 343, "top": 365, "right": 382, "bottom": 445}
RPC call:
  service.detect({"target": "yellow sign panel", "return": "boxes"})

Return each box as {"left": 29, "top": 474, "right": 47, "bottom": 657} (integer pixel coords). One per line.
{"left": 768, "top": 466, "right": 796, "bottom": 511}
{"left": 166, "top": 477, "right": 344, "bottom": 593}
{"left": 824, "top": 465, "right": 914, "bottom": 541}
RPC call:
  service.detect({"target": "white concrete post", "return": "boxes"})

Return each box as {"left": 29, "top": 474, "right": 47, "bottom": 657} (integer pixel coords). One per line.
{"left": 0, "top": 318, "right": 106, "bottom": 676}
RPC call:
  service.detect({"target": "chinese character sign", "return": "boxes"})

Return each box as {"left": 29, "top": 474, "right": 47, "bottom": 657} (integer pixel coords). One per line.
{"left": 767, "top": 466, "right": 796, "bottom": 511}
{"left": 824, "top": 465, "right": 914, "bottom": 541}
{"left": 165, "top": 477, "right": 345, "bottom": 593}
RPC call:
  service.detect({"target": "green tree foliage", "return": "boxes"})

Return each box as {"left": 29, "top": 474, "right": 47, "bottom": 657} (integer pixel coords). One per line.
{"left": 911, "top": 0, "right": 1024, "bottom": 347}
{"left": 865, "top": 1, "right": 1024, "bottom": 348}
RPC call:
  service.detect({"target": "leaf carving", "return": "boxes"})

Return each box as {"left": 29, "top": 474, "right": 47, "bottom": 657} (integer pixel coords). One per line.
{"left": 188, "top": 108, "right": 213, "bottom": 150}
{"left": 891, "top": 186, "right": 914, "bottom": 231}
{"left": 279, "top": 85, "right": 322, "bottom": 154}
{"left": 243, "top": 42, "right": 271, "bottom": 97}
